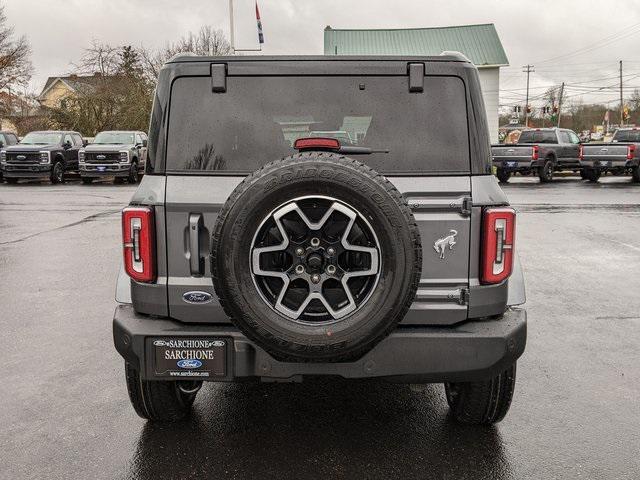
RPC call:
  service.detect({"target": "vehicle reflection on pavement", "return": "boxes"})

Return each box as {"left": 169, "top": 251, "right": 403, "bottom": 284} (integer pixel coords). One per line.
{"left": 125, "top": 379, "right": 511, "bottom": 480}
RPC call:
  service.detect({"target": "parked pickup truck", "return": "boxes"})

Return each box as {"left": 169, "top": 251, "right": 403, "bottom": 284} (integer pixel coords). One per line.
{"left": 579, "top": 128, "right": 640, "bottom": 182}
{"left": 79, "top": 130, "right": 148, "bottom": 184}
{"left": 0, "top": 130, "right": 84, "bottom": 184}
{"left": 113, "top": 53, "right": 527, "bottom": 426}
{"left": 492, "top": 127, "right": 582, "bottom": 183}
{"left": 0, "top": 130, "right": 19, "bottom": 182}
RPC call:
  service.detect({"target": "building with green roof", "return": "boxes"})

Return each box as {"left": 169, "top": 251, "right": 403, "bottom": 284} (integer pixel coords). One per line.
{"left": 324, "top": 24, "right": 509, "bottom": 142}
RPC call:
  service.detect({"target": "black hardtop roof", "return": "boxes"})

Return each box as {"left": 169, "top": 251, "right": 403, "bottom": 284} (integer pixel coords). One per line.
{"left": 167, "top": 53, "right": 472, "bottom": 65}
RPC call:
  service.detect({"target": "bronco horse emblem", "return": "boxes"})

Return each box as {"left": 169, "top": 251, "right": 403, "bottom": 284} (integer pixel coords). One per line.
{"left": 433, "top": 230, "right": 458, "bottom": 259}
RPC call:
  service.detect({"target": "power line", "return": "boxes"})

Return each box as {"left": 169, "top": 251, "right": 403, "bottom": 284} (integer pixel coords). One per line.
{"left": 533, "top": 23, "right": 640, "bottom": 65}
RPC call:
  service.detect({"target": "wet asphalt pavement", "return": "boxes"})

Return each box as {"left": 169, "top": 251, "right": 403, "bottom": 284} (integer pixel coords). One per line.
{"left": 1, "top": 175, "right": 639, "bottom": 479}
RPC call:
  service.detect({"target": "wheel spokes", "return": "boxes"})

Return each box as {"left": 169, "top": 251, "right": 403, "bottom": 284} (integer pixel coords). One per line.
{"left": 252, "top": 198, "right": 380, "bottom": 322}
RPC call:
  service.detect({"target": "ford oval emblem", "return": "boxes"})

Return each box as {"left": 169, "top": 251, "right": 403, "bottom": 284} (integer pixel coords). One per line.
{"left": 16, "top": 155, "right": 26, "bottom": 160}
{"left": 182, "top": 291, "right": 213, "bottom": 304}
{"left": 177, "top": 359, "right": 203, "bottom": 369}
{"left": 96, "top": 154, "right": 106, "bottom": 160}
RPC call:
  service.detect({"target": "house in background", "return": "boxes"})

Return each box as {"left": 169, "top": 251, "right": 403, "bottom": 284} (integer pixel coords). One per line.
{"left": 37, "top": 73, "right": 104, "bottom": 109}
{"left": 324, "top": 24, "right": 509, "bottom": 143}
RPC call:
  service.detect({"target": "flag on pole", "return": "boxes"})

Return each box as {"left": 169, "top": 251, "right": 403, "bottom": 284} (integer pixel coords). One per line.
{"left": 256, "top": 2, "right": 264, "bottom": 44}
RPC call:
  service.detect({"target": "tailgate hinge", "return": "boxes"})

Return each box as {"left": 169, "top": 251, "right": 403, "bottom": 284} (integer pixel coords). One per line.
{"left": 461, "top": 196, "right": 473, "bottom": 216}
{"left": 458, "top": 288, "right": 470, "bottom": 306}
{"left": 211, "top": 63, "right": 227, "bottom": 93}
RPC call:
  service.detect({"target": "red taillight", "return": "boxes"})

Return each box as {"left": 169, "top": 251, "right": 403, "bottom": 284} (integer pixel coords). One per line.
{"left": 579, "top": 145, "right": 584, "bottom": 160}
{"left": 293, "top": 137, "right": 341, "bottom": 151}
{"left": 532, "top": 145, "right": 539, "bottom": 160}
{"left": 481, "top": 207, "right": 516, "bottom": 285}
{"left": 122, "top": 206, "right": 156, "bottom": 283}
{"left": 627, "top": 144, "right": 635, "bottom": 160}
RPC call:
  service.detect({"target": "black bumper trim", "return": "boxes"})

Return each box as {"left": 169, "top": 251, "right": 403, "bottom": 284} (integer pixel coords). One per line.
{"left": 113, "top": 305, "right": 526, "bottom": 383}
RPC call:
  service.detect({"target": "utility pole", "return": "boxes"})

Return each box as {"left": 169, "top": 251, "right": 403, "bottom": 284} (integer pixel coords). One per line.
{"left": 523, "top": 64, "right": 534, "bottom": 127}
{"left": 557, "top": 82, "right": 565, "bottom": 128}
{"left": 620, "top": 60, "right": 624, "bottom": 126}
{"left": 229, "top": 0, "right": 235, "bottom": 52}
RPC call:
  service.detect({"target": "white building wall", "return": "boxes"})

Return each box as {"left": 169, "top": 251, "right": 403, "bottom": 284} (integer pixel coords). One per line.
{"left": 478, "top": 67, "right": 500, "bottom": 144}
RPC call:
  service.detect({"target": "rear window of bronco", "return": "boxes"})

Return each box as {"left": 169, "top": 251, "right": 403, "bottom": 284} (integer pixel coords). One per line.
{"left": 166, "top": 75, "right": 470, "bottom": 174}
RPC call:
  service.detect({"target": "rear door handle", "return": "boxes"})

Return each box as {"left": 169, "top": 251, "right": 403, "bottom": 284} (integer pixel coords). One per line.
{"left": 188, "top": 213, "right": 204, "bottom": 276}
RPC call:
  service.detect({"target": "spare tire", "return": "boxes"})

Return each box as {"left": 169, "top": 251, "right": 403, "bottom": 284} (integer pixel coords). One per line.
{"left": 211, "top": 152, "right": 421, "bottom": 362}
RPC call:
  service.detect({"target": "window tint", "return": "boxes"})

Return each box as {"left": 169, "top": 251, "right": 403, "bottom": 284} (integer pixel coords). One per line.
{"left": 518, "top": 130, "right": 557, "bottom": 144}
{"left": 166, "top": 75, "right": 470, "bottom": 174}
{"left": 613, "top": 130, "right": 640, "bottom": 142}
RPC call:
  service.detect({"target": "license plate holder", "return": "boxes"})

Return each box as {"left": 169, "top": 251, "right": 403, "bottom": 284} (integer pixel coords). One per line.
{"left": 151, "top": 338, "right": 228, "bottom": 378}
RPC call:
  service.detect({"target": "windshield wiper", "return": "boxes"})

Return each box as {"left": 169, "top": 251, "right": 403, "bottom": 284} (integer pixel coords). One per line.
{"left": 293, "top": 137, "right": 388, "bottom": 155}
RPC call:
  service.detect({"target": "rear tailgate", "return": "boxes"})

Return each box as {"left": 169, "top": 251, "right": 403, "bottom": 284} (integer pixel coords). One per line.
{"left": 582, "top": 143, "right": 629, "bottom": 161}
{"left": 491, "top": 145, "right": 534, "bottom": 164}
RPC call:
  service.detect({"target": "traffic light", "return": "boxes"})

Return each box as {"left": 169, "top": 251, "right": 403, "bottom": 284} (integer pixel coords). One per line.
{"left": 623, "top": 106, "right": 630, "bottom": 120}
{"left": 553, "top": 105, "right": 558, "bottom": 114}
{"left": 526, "top": 105, "right": 532, "bottom": 114}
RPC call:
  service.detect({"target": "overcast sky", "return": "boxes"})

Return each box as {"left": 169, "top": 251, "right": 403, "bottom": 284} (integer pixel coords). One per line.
{"left": 5, "top": 0, "right": 640, "bottom": 110}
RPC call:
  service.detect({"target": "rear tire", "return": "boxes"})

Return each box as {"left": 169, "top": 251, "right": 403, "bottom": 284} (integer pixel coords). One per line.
{"left": 81, "top": 177, "right": 94, "bottom": 185}
{"left": 579, "top": 169, "right": 587, "bottom": 179}
{"left": 538, "top": 160, "right": 553, "bottom": 183}
{"left": 124, "top": 362, "right": 201, "bottom": 422}
{"left": 50, "top": 161, "right": 64, "bottom": 184}
{"left": 445, "top": 363, "right": 517, "bottom": 425}
{"left": 211, "top": 152, "right": 421, "bottom": 362}
{"left": 632, "top": 166, "right": 640, "bottom": 183}
{"left": 496, "top": 169, "right": 511, "bottom": 183}
{"left": 583, "top": 168, "right": 601, "bottom": 183}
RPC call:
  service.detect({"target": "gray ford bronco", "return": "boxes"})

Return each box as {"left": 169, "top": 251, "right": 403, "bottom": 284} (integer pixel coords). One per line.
{"left": 113, "top": 54, "right": 527, "bottom": 425}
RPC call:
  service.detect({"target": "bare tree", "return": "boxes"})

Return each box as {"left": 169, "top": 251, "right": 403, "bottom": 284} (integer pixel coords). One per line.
{"left": 71, "top": 40, "right": 120, "bottom": 76}
{"left": 0, "top": 3, "right": 32, "bottom": 93}
{"left": 140, "top": 26, "right": 232, "bottom": 80}
{"left": 48, "top": 43, "right": 153, "bottom": 135}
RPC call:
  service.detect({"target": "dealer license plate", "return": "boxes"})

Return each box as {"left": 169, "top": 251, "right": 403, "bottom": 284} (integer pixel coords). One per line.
{"left": 97, "top": 166, "right": 106, "bottom": 172}
{"left": 598, "top": 161, "right": 610, "bottom": 167}
{"left": 506, "top": 161, "right": 516, "bottom": 167}
{"left": 152, "top": 338, "right": 227, "bottom": 378}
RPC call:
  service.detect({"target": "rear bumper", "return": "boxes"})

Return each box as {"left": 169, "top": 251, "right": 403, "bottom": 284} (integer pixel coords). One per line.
{"left": 113, "top": 304, "right": 527, "bottom": 383}
{"left": 493, "top": 159, "right": 535, "bottom": 172}
{"left": 580, "top": 159, "right": 633, "bottom": 169}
